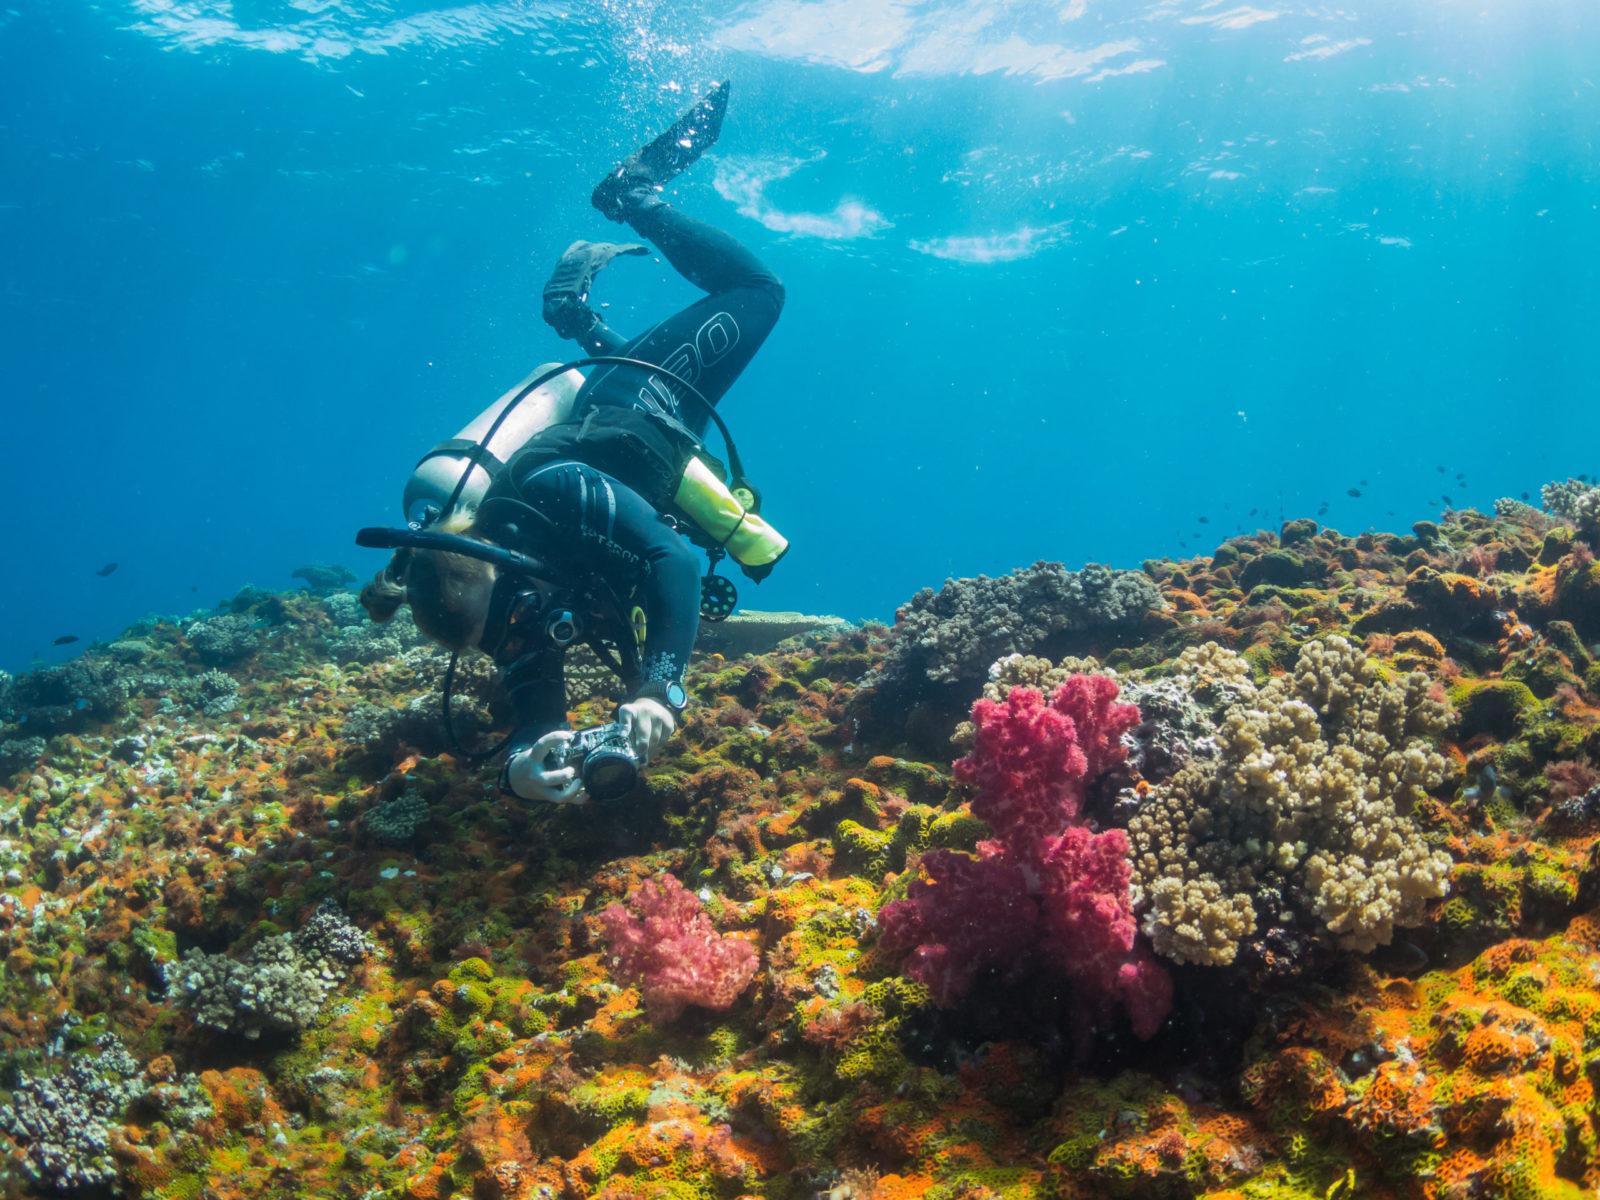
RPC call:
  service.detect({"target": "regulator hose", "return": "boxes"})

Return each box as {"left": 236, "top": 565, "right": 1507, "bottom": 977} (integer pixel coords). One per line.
{"left": 440, "top": 355, "right": 742, "bottom": 524}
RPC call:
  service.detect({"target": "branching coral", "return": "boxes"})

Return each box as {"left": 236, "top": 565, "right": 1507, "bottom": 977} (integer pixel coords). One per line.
{"left": 0, "top": 1034, "right": 209, "bottom": 1193}
{"left": 296, "top": 898, "right": 376, "bottom": 967}
{"left": 1541, "top": 477, "right": 1600, "bottom": 532}
{"left": 1128, "top": 637, "right": 1455, "bottom": 966}
{"left": 0, "top": 1036, "right": 143, "bottom": 1192}
{"left": 170, "top": 900, "right": 371, "bottom": 1039}
{"left": 598, "top": 874, "right": 759, "bottom": 1022}
{"left": 1117, "top": 642, "right": 1258, "bottom": 785}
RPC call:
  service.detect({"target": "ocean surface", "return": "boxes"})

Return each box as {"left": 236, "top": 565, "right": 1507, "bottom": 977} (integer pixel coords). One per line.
{"left": 2, "top": 0, "right": 1597, "bottom": 671}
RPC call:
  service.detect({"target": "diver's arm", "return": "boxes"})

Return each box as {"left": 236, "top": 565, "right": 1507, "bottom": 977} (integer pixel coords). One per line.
{"left": 499, "top": 661, "right": 582, "bottom": 802}
{"left": 626, "top": 523, "right": 701, "bottom": 718}
{"left": 503, "top": 730, "right": 583, "bottom": 803}
{"left": 501, "top": 651, "right": 569, "bottom": 741}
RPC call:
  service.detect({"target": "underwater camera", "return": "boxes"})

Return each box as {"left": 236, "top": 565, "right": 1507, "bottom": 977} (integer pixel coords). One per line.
{"left": 549, "top": 722, "right": 639, "bottom": 801}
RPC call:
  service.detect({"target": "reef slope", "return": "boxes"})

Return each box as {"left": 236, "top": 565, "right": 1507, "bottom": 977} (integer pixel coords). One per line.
{"left": 3, "top": 491, "right": 1600, "bottom": 1200}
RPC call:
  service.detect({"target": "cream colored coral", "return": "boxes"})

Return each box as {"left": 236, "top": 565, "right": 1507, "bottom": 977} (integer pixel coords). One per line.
{"left": 1130, "top": 636, "right": 1453, "bottom": 965}
{"left": 981, "top": 652, "right": 1109, "bottom": 702}
{"left": 1140, "top": 872, "right": 1257, "bottom": 966}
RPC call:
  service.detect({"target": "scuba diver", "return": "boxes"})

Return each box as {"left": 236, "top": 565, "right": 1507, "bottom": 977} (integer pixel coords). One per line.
{"left": 357, "top": 82, "right": 787, "bottom": 805}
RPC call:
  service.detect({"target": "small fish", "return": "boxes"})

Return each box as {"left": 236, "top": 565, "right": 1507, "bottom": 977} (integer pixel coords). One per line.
{"left": 1248, "top": 507, "right": 1259, "bottom": 517}
{"left": 1521, "top": 491, "right": 1531, "bottom": 501}
{"left": 95, "top": 561, "right": 118, "bottom": 577}
{"left": 1442, "top": 494, "right": 1455, "bottom": 506}
{"left": 53, "top": 635, "right": 79, "bottom": 646}
{"left": 1373, "top": 939, "right": 1430, "bottom": 975}
{"left": 1347, "top": 488, "right": 1362, "bottom": 498}
{"left": 1198, "top": 516, "right": 1211, "bottom": 525}
{"left": 1436, "top": 465, "right": 1447, "bottom": 474}
{"left": 1360, "top": 479, "right": 1369, "bottom": 486}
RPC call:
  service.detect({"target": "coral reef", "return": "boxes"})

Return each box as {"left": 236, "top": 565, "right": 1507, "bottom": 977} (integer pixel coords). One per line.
{"left": 4, "top": 487, "right": 1600, "bottom": 1199}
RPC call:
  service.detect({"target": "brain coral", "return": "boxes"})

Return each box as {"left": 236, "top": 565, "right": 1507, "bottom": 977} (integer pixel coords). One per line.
{"left": 1128, "top": 637, "right": 1456, "bottom": 966}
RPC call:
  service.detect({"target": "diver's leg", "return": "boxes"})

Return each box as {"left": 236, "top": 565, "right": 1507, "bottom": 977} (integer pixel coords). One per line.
{"left": 579, "top": 81, "right": 783, "bottom": 432}
{"left": 541, "top": 239, "right": 649, "bottom": 356}
{"left": 624, "top": 200, "right": 784, "bottom": 300}
{"left": 574, "top": 200, "right": 785, "bottom": 437}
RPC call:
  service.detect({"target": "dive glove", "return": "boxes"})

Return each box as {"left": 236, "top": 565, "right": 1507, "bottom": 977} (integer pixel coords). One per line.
{"left": 617, "top": 696, "right": 678, "bottom": 764}
{"left": 503, "top": 730, "right": 586, "bottom": 805}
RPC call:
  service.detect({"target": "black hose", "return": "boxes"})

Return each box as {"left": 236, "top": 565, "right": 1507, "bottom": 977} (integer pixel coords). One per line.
{"left": 441, "top": 651, "right": 514, "bottom": 764}
{"left": 441, "top": 355, "right": 739, "bottom": 524}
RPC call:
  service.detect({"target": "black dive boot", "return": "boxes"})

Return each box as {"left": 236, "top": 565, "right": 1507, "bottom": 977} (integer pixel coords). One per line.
{"left": 592, "top": 80, "right": 731, "bottom": 223}
{"left": 541, "top": 239, "right": 647, "bottom": 339}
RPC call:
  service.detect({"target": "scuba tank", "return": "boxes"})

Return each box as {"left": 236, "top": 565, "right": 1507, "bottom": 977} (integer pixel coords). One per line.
{"left": 673, "top": 454, "right": 788, "bottom": 575}
{"left": 398, "top": 352, "right": 789, "bottom": 622}
{"left": 403, "top": 362, "right": 585, "bottom": 526}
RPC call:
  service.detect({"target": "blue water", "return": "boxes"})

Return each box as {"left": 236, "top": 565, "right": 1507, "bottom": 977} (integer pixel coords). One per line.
{"left": 3, "top": 0, "right": 1597, "bottom": 670}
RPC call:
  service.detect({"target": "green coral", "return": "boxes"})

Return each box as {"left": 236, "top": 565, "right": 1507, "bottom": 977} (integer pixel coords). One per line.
{"left": 1452, "top": 679, "right": 1541, "bottom": 739}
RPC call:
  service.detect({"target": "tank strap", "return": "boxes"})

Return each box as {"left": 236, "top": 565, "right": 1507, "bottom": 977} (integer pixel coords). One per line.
{"left": 417, "top": 439, "right": 506, "bottom": 478}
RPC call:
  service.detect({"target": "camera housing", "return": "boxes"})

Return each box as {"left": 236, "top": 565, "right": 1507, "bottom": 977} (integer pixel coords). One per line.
{"left": 552, "top": 722, "right": 639, "bottom": 801}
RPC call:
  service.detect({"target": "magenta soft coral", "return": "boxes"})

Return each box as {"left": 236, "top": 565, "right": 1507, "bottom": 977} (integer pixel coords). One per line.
{"left": 955, "top": 675, "right": 1134, "bottom": 857}
{"left": 879, "top": 676, "right": 1172, "bottom": 1039}
{"left": 599, "top": 874, "right": 758, "bottom": 1021}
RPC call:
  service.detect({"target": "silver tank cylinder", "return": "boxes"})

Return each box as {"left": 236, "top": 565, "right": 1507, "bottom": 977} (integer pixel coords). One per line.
{"left": 404, "top": 362, "right": 585, "bottom": 524}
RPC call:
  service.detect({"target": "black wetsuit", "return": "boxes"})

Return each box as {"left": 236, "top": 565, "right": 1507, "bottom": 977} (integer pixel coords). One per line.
{"left": 482, "top": 198, "right": 784, "bottom": 740}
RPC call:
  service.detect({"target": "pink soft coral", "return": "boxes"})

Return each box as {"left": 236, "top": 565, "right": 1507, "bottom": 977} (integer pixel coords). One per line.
{"left": 881, "top": 676, "right": 1171, "bottom": 1040}
{"left": 599, "top": 874, "right": 759, "bottom": 1021}
{"left": 877, "top": 849, "right": 1037, "bottom": 1007}
{"left": 955, "top": 675, "right": 1138, "bottom": 859}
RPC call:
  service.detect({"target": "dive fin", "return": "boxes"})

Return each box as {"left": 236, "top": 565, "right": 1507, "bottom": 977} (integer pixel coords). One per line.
{"left": 592, "top": 80, "right": 731, "bottom": 222}
{"left": 541, "top": 239, "right": 648, "bottom": 338}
